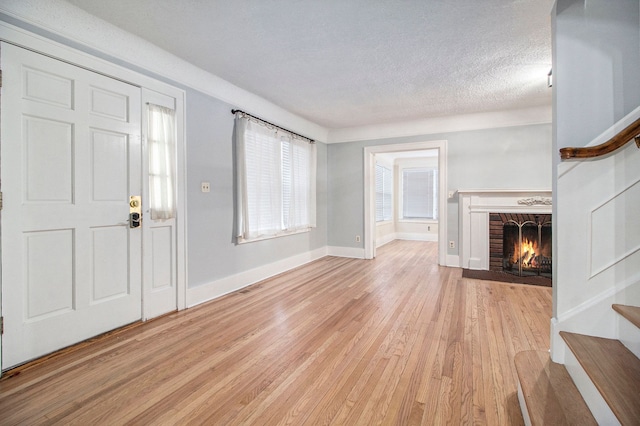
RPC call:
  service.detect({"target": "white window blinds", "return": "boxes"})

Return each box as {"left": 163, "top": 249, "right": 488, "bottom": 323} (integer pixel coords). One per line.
{"left": 235, "top": 115, "right": 316, "bottom": 242}
{"left": 402, "top": 168, "right": 438, "bottom": 220}
{"left": 375, "top": 164, "right": 392, "bottom": 222}
{"left": 147, "top": 104, "right": 176, "bottom": 220}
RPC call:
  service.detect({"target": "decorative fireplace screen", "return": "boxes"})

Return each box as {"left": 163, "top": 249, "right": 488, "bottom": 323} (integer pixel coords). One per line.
{"left": 489, "top": 213, "right": 552, "bottom": 278}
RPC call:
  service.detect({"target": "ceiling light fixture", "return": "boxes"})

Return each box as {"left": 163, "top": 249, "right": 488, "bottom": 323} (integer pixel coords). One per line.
{"left": 547, "top": 69, "right": 553, "bottom": 88}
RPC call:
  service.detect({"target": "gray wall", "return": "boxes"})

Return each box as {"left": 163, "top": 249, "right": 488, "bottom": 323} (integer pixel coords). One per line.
{"left": 328, "top": 123, "right": 552, "bottom": 255}
{"left": 186, "top": 89, "right": 328, "bottom": 287}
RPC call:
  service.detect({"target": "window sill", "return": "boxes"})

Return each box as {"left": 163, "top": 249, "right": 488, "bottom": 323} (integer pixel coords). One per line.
{"left": 237, "top": 227, "right": 312, "bottom": 244}
{"left": 398, "top": 219, "right": 438, "bottom": 224}
{"left": 376, "top": 220, "right": 393, "bottom": 226}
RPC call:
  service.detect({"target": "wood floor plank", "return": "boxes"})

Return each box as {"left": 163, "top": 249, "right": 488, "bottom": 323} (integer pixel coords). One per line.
{"left": 0, "top": 241, "right": 552, "bottom": 425}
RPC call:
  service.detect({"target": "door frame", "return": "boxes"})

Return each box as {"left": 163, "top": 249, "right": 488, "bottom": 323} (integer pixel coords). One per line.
{"left": 363, "top": 141, "right": 448, "bottom": 265}
{"left": 0, "top": 22, "right": 188, "bottom": 371}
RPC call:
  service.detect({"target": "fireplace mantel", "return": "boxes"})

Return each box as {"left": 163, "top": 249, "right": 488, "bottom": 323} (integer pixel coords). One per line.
{"left": 458, "top": 189, "right": 552, "bottom": 270}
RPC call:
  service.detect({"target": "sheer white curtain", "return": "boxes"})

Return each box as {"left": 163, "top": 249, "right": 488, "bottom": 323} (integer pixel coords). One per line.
{"left": 148, "top": 104, "right": 176, "bottom": 220}
{"left": 235, "top": 114, "right": 316, "bottom": 242}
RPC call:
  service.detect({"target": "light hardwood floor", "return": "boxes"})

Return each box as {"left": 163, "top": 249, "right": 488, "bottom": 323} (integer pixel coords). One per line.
{"left": 0, "top": 240, "right": 552, "bottom": 425}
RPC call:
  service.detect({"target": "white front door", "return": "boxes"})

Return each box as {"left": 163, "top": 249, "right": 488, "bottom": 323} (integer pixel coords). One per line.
{"left": 1, "top": 43, "right": 143, "bottom": 369}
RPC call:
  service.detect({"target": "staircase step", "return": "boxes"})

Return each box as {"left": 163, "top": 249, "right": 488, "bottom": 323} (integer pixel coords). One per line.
{"left": 613, "top": 304, "right": 640, "bottom": 329}
{"left": 515, "top": 350, "right": 596, "bottom": 425}
{"left": 561, "top": 331, "right": 640, "bottom": 425}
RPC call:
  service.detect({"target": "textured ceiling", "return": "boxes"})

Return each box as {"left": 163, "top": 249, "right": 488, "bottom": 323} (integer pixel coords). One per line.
{"left": 64, "top": 0, "right": 553, "bottom": 129}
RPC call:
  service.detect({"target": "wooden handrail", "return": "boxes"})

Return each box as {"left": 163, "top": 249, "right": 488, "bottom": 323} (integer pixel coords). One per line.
{"left": 559, "top": 116, "right": 640, "bottom": 159}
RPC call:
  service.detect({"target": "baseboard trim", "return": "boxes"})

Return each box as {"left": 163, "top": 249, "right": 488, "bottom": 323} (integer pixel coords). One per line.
{"left": 446, "top": 254, "right": 460, "bottom": 268}
{"left": 395, "top": 232, "right": 438, "bottom": 242}
{"left": 186, "top": 246, "right": 328, "bottom": 308}
{"left": 327, "top": 246, "right": 366, "bottom": 259}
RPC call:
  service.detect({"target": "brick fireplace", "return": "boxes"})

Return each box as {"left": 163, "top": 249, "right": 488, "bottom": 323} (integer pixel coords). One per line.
{"left": 458, "top": 190, "right": 552, "bottom": 284}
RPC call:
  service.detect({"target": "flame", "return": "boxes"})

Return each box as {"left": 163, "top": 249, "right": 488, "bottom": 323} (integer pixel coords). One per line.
{"left": 512, "top": 238, "right": 539, "bottom": 267}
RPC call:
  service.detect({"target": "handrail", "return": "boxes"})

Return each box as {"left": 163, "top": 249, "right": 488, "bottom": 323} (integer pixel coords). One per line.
{"left": 559, "top": 116, "right": 640, "bottom": 160}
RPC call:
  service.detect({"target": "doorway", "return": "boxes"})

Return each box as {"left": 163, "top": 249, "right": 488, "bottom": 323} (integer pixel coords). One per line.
{"left": 363, "top": 141, "right": 448, "bottom": 265}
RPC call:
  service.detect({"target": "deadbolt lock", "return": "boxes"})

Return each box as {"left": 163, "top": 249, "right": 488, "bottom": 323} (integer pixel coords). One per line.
{"left": 129, "top": 195, "right": 142, "bottom": 228}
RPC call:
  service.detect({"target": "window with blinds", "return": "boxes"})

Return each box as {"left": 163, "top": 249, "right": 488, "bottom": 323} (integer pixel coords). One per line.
{"left": 235, "top": 115, "right": 316, "bottom": 242}
{"left": 402, "top": 167, "right": 438, "bottom": 220}
{"left": 375, "top": 164, "right": 392, "bottom": 222}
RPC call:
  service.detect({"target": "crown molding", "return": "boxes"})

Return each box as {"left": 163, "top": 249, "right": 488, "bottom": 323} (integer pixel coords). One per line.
{"left": 327, "top": 105, "right": 552, "bottom": 144}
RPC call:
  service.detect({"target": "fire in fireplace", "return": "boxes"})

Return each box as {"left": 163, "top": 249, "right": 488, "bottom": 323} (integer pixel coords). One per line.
{"left": 502, "top": 218, "right": 552, "bottom": 277}
{"left": 489, "top": 213, "right": 552, "bottom": 279}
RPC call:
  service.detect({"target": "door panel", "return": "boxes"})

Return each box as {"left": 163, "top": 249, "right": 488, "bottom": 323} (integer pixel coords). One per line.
{"left": 91, "top": 129, "right": 129, "bottom": 201}
{"left": 151, "top": 226, "right": 174, "bottom": 291}
{"left": 1, "top": 43, "right": 142, "bottom": 369}
{"left": 24, "top": 116, "right": 74, "bottom": 203}
{"left": 25, "top": 230, "right": 74, "bottom": 320}
{"left": 91, "top": 226, "right": 130, "bottom": 302}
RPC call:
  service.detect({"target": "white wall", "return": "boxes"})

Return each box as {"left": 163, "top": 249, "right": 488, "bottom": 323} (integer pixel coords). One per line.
{"left": 551, "top": 0, "right": 640, "bottom": 361}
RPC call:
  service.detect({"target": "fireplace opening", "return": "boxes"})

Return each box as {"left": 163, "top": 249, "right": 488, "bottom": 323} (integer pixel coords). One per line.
{"left": 488, "top": 213, "right": 552, "bottom": 284}
{"left": 502, "top": 218, "right": 552, "bottom": 278}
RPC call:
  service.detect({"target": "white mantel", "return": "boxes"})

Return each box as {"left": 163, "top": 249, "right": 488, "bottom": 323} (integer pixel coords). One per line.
{"left": 458, "top": 189, "right": 552, "bottom": 270}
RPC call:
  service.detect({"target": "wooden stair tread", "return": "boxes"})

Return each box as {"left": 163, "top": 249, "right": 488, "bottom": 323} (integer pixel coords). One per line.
{"left": 613, "top": 304, "right": 640, "bottom": 329}
{"left": 560, "top": 332, "right": 640, "bottom": 425}
{"left": 515, "top": 350, "right": 596, "bottom": 425}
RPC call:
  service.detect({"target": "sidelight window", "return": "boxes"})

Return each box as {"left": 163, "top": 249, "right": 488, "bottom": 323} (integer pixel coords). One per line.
{"left": 147, "top": 104, "right": 176, "bottom": 220}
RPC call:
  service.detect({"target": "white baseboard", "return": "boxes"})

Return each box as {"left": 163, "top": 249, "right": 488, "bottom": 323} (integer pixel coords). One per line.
{"left": 376, "top": 233, "right": 396, "bottom": 248}
{"left": 550, "top": 317, "right": 564, "bottom": 363}
{"left": 395, "top": 232, "right": 438, "bottom": 242}
{"left": 186, "top": 246, "right": 328, "bottom": 308}
{"left": 446, "top": 254, "right": 460, "bottom": 268}
{"left": 327, "top": 246, "right": 366, "bottom": 259}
